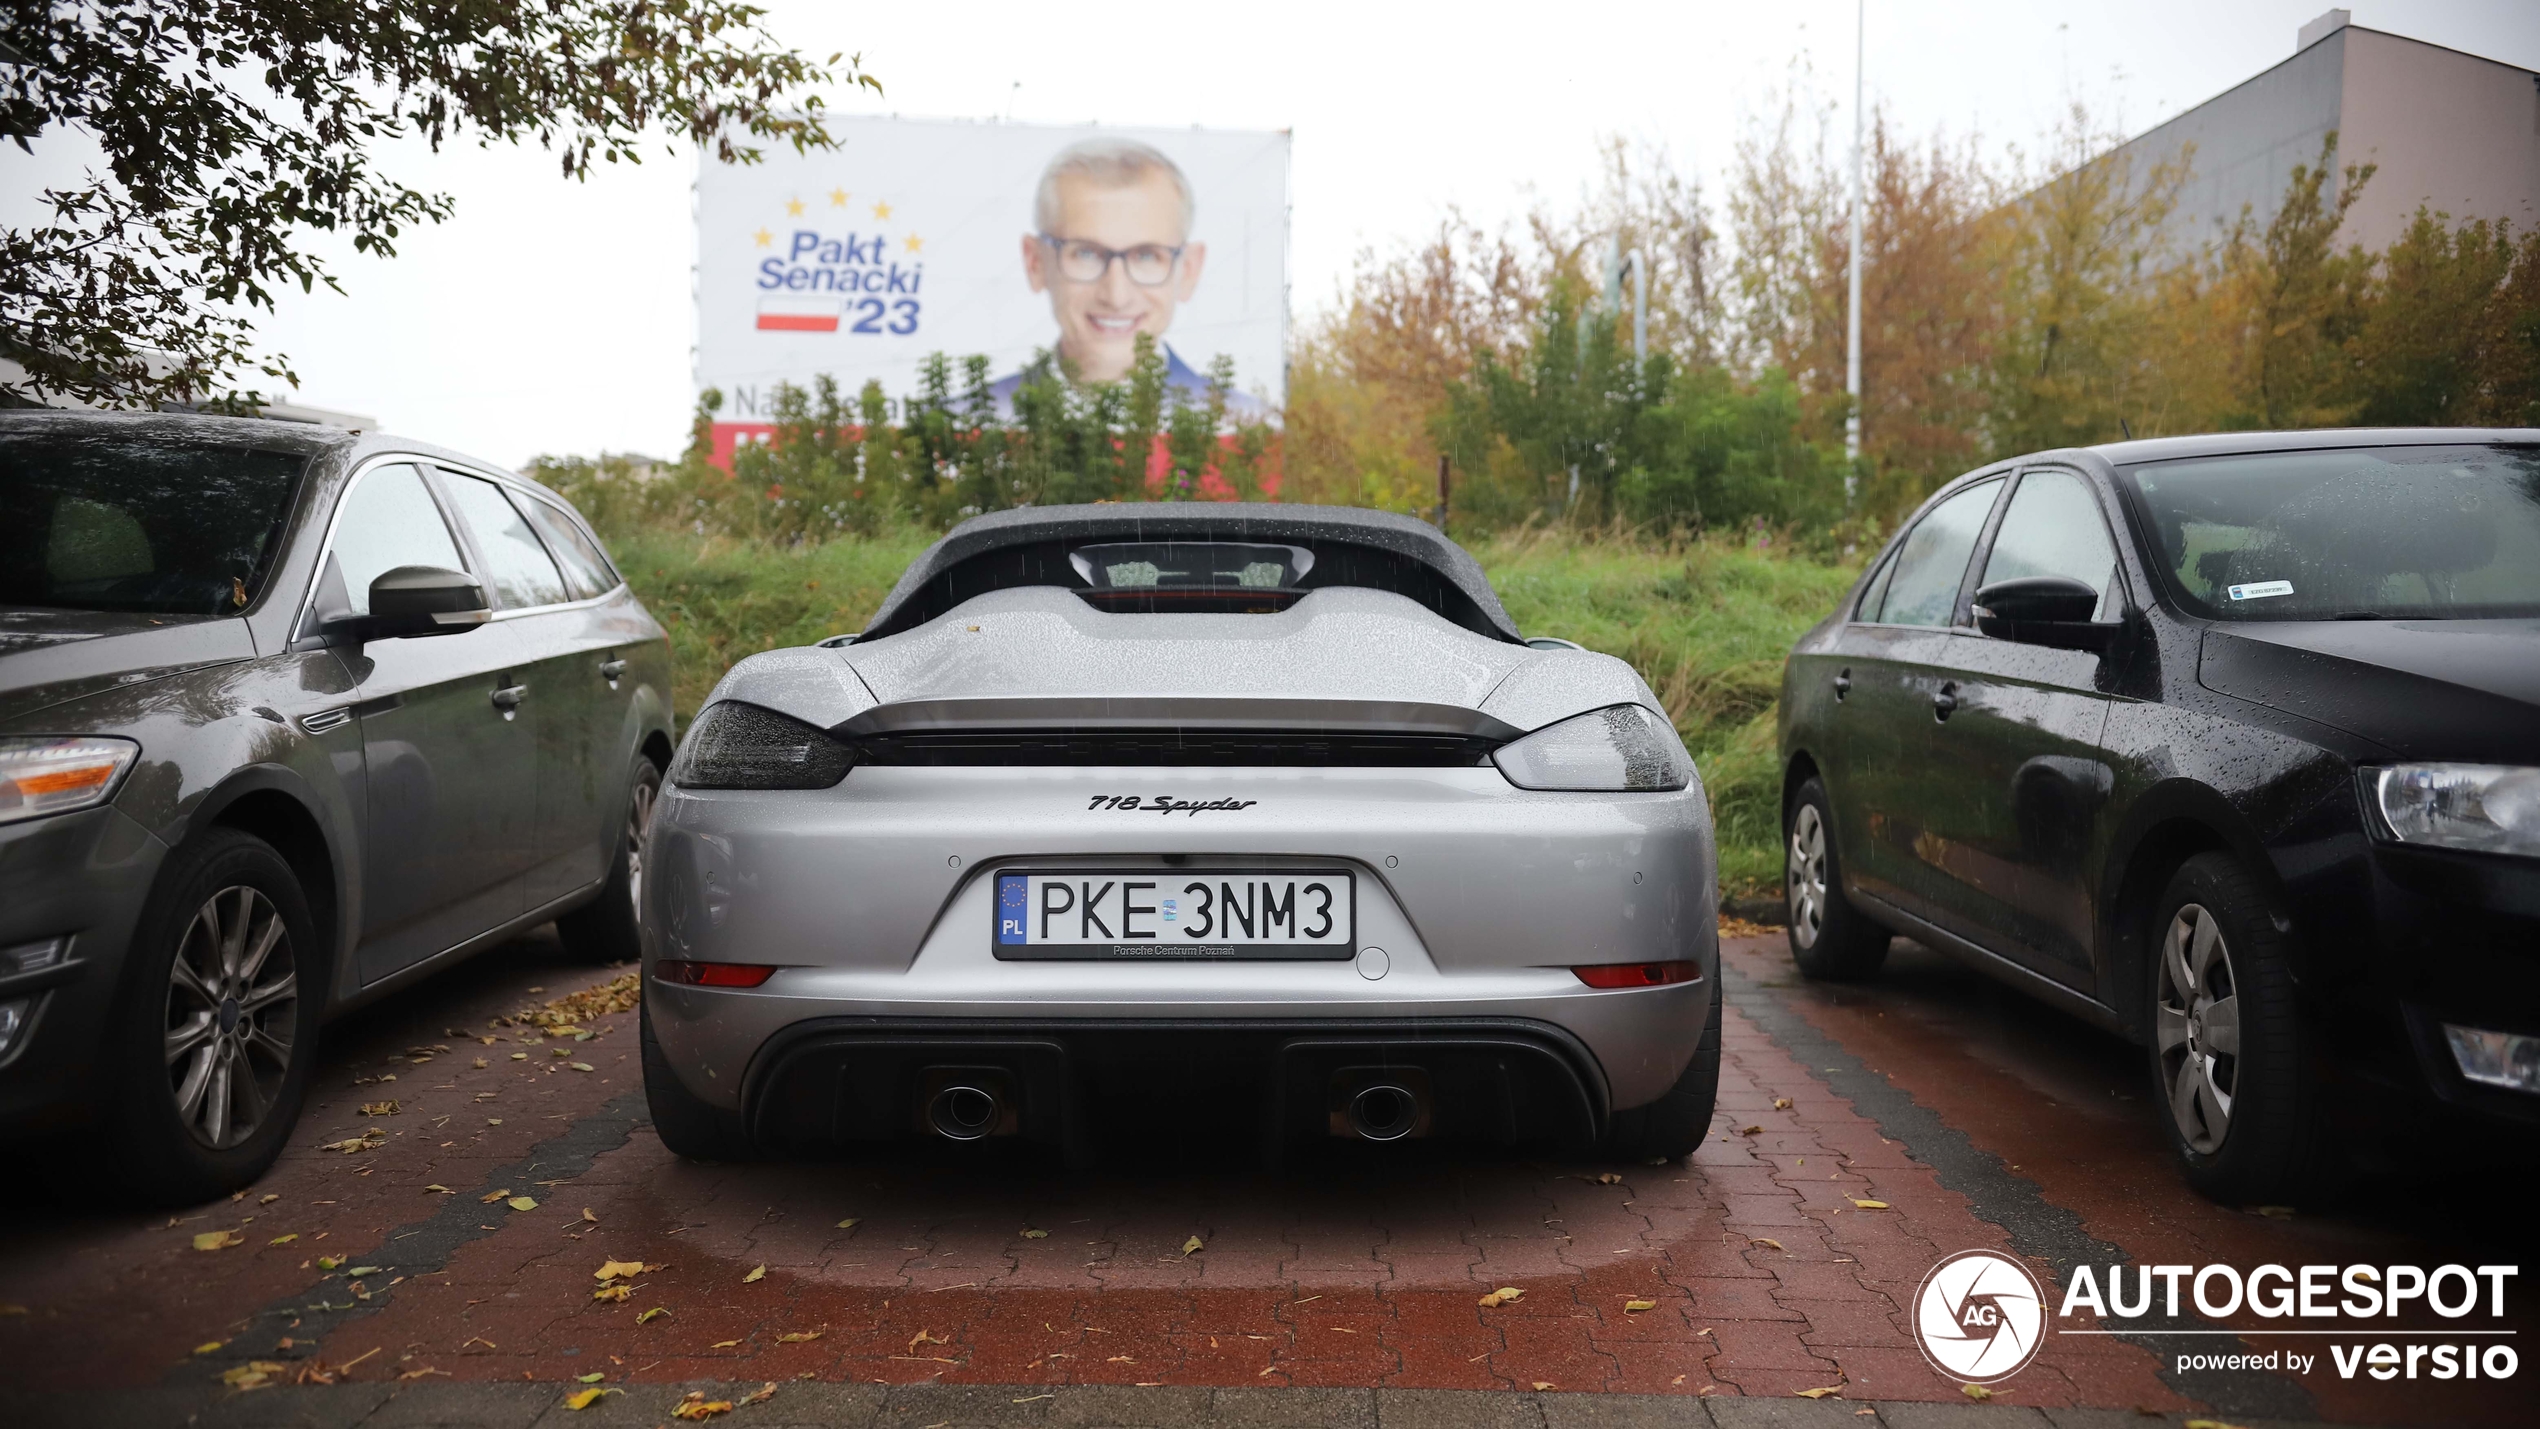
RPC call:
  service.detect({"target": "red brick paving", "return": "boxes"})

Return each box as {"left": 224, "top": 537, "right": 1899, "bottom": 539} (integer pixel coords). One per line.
{"left": 0, "top": 929, "right": 2521, "bottom": 1425}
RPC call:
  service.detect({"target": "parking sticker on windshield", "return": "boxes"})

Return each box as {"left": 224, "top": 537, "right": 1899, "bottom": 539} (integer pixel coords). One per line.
{"left": 2227, "top": 580, "right": 2294, "bottom": 601}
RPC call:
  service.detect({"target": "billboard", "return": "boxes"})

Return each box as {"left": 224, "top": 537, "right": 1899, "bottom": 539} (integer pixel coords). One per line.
{"left": 695, "top": 116, "right": 1290, "bottom": 454}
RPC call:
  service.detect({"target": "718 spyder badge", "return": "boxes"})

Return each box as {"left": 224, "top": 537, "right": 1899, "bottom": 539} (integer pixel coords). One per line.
{"left": 1087, "top": 794, "right": 1260, "bottom": 815}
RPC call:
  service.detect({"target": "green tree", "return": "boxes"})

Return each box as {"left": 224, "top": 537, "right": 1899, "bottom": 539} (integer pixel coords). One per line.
{"left": 3, "top": 0, "right": 875, "bottom": 408}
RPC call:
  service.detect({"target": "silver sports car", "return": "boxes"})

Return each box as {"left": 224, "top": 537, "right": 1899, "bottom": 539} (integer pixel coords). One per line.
{"left": 639, "top": 505, "right": 1719, "bottom": 1165}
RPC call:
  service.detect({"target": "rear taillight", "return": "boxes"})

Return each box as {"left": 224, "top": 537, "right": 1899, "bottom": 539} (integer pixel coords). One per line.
{"left": 1573, "top": 960, "right": 1701, "bottom": 989}
{"left": 653, "top": 960, "right": 779, "bottom": 988}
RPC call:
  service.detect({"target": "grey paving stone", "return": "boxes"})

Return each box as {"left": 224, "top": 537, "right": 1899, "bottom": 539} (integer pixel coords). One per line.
{"left": 0, "top": 1388, "right": 216, "bottom": 1429}
{"left": 360, "top": 1381, "right": 560, "bottom": 1429}
{"left": 1537, "top": 1389, "right": 1721, "bottom": 1427}
{"left": 1705, "top": 1398, "right": 1882, "bottom": 1429}
{"left": 726, "top": 1381, "right": 888, "bottom": 1427}
{"left": 1208, "top": 1386, "right": 1380, "bottom": 1429}
{"left": 2037, "top": 1411, "right": 2186, "bottom": 1429}
{"left": 1878, "top": 1403, "right": 2049, "bottom": 1429}
{"left": 879, "top": 1381, "right": 1071, "bottom": 1426}
{"left": 1376, "top": 1386, "right": 1551, "bottom": 1429}
{"left": 1045, "top": 1383, "right": 1216, "bottom": 1427}
{"left": 202, "top": 1383, "right": 398, "bottom": 1428}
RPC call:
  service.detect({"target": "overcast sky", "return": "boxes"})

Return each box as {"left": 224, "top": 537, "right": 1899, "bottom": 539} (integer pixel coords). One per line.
{"left": 13, "top": 1, "right": 2539, "bottom": 465}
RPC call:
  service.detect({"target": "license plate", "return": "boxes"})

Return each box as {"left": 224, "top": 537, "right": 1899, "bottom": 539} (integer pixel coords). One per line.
{"left": 994, "top": 869, "right": 1356, "bottom": 960}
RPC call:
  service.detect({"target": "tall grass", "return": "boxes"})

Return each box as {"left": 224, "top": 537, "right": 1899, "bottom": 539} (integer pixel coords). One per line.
{"left": 612, "top": 522, "right": 1855, "bottom": 896}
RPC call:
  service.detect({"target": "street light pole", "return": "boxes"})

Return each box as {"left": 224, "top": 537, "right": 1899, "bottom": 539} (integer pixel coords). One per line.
{"left": 1843, "top": 0, "right": 1866, "bottom": 495}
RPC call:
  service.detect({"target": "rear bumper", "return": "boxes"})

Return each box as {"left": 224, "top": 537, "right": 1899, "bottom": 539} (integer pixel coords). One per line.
{"left": 643, "top": 763, "right": 1720, "bottom": 1118}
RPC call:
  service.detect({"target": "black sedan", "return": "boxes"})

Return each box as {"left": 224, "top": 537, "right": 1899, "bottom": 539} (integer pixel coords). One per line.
{"left": 1778, "top": 430, "right": 2539, "bottom": 1202}
{"left": 0, "top": 412, "right": 674, "bottom": 1204}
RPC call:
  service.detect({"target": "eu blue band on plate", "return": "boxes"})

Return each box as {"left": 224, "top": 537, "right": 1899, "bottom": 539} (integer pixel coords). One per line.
{"left": 996, "top": 873, "right": 1029, "bottom": 944}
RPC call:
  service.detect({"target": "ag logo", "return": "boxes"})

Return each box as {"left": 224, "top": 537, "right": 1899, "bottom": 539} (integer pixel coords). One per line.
{"left": 1912, "top": 1249, "right": 2047, "bottom": 1384}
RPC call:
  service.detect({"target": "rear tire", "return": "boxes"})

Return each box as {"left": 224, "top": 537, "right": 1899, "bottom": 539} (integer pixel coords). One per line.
{"left": 2146, "top": 852, "right": 2332, "bottom": 1205}
{"left": 557, "top": 756, "right": 659, "bottom": 963}
{"left": 1595, "top": 972, "right": 1722, "bottom": 1162}
{"left": 105, "top": 829, "right": 322, "bottom": 1206}
{"left": 1784, "top": 776, "right": 1890, "bottom": 981}
{"left": 640, "top": 996, "right": 756, "bottom": 1161}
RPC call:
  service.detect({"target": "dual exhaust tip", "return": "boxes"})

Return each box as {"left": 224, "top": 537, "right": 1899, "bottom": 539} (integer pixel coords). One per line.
{"left": 922, "top": 1071, "right": 1431, "bottom": 1144}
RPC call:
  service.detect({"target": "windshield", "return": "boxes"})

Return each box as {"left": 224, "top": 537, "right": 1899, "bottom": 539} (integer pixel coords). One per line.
{"left": 0, "top": 428, "right": 309, "bottom": 616}
{"left": 2118, "top": 445, "right": 2540, "bottom": 621}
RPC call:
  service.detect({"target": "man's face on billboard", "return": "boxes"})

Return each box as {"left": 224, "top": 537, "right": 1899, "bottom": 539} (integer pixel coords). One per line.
{"left": 1021, "top": 169, "right": 1206, "bottom": 384}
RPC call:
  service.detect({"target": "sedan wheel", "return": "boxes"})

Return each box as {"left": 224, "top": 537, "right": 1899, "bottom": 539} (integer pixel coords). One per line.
{"left": 1787, "top": 802, "right": 1829, "bottom": 950}
{"left": 163, "top": 884, "right": 299, "bottom": 1151}
{"left": 623, "top": 773, "right": 657, "bottom": 923}
{"left": 2152, "top": 901, "right": 2240, "bottom": 1155}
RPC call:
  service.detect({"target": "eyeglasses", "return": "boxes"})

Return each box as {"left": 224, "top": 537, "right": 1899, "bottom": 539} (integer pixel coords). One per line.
{"left": 1040, "top": 235, "right": 1184, "bottom": 287}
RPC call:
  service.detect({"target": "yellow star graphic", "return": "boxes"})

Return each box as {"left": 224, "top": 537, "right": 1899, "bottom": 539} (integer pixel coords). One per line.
{"left": 752, "top": 227, "right": 772, "bottom": 248}
{"left": 872, "top": 200, "right": 893, "bottom": 220}
{"left": 828, "top": 188, "right": 849, "bottom": 207}
{"left": 904, "top": 234, "right": 924, "bottom": 253}
{"left": 785, "top": 196, "right": 804, "bottom": 216}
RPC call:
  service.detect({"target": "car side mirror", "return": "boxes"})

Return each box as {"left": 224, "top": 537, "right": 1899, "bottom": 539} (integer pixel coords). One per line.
{"left": 1974, "top": 577, "right": 2121, "bottom": 651}
{"left": 331, "top": 565, "right": 491, "bottom": 641}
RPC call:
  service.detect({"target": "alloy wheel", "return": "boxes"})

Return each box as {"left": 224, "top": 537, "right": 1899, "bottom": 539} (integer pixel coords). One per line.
{"left": 624, "top": 774, "right": 658, "bottom": 922}
{"left": 163, "top": 885, "right": 298, "bottom": 1150}
{"left": 2153, "top": 902, "right": 2241, "bottom": 1154}
{"left": 1787, "top": 803, "right": 1829, "bottom": 949}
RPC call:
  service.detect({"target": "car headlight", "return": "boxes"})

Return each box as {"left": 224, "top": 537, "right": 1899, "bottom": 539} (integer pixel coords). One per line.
{"left": 1492, "top": 704, "right": 1692, "bottom": 792}
{"left": 670, "top": 702, "right": 855, "bottom": 790}
{"left": 2371, "top": 764, "right": 2540, "bottom": 858}
{"left": 0, "top": 736, "right": 141, "bottom": 826}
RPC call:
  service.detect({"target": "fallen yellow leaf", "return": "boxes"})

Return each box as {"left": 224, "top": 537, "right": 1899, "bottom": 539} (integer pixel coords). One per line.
{"left": 737, "top": 1383, "right": 778, "bottom": 1407}
{"left": 480, "top": 1188, "right": 512, "bottom": 1204}
{"left": 908, "top": 1329, "right": 949, "bottom": 1353}
{"left": 507, "top": 1196, "right": 537, "bottom": 1212}
{"left": 777, "top": 1330, "right": 822, "bottom": 1343}
{"left": 575, "top": 1372, "right": 606, "bottom": 1383}
{"left": 193, "top": 1340, "right": 226, "bottom": 1355}
{"left": 570, "top": 1063, "right": 594, "bottom": 1073}
{"left": 2252, "top": 1206, "right": 2295, "bottom": 1220}
{"left": 258, "top": 1194, "right": 279, "bottom": 1205}
{"left": 1595, "top": 1172, "right": 1622, "bottom": 1184}
{"left": 219, "top": 1361, "right": 286, "bottom": 1388}
{"left": 1531, "top": 1380, "right": 1554, "bottom": 1390}
{"left": 591, "top": 1285, "right": 632, "bottom": 1302}
{"left": 1623, "top": 1299, "right": 1658, "bottom": 1313}
{"left": 360, "top": 1100, "right": 399, "bottom": 1116}
{"left": 1750, "top": 1238, "right": 1784, "bottom": 1251}
{"left": 670, "top": 1393, "right": 733, "bottom": 1421}
{"left": 582, "top": 1208, "right": 598, "bottom": 1224}
{"left": 1772, "top": 1097, "right": 1792, "bottom": 1110}
{"left": 511, "top": 1052, "right": 527, "bottom": 1061}
{"left": 2185, "top": 1421, "right": 2252, "bottom": 1429}
{"left": 636, "top": 1306, "right": 670, "bottom": 1324}
{"left": 1795, "top": 1385, "right": 1843, "bottom": 1399}
{"left": 835, "top": 1218, "right": 859, "bottom": 1230}
{"left": 1849, "top": 1198, "right": 1890, "bottom": 1210}
{"left": 1182, "top": 1236, "right": 1205, "bottom": 1255}
{"left": 1477, "top": 1286, "right": 1525, "bottom": 1308}
{"left": 595, "top": 1259, "right": 646, "bottom": 1282}
{"left": 268, "top": 1234, "right": 297, "bottom": 1246}
{"left": 424, "top": 1184, "right": 454, "bottom": 1195}
{"left": 563, "top": 1387, "right": 619, "bottom": 1410}
{"left": 743, "top": 1264, "right": 766, "bottom": 1283}
{"left": 1738, "top": 1124, "right": 1762, "bottom": 1136}
{"left": 1962, "top": 1383, "right": 1993, "bottom": 1401}
{"left": 712, "top": 1339, "right": 742, "bottom": 1348}
{"left": 192, "top": 1230, "right": 243, "bottom": 1251}
{"left": 315, "top": 1255, "right": 343, "bottom": 1270}
{"left": 1020, "top": 1228, "right": 1048, "bottom": 1239}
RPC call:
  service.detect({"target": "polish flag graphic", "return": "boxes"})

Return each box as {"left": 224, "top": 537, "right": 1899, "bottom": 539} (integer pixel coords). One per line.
{"left": 757, "top": 297, "right": 841, "bottom": 332}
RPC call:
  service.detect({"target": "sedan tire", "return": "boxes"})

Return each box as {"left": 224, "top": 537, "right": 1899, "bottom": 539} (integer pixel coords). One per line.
{"left": 105, "top": 829, "right": 321, "bottom": 1205}
{"left": 558, "top": 756, "right": 660, "bottom": 964}
{"left": 2147, "top": 852, "right": 2333, "bottom": 1205}
{"left": 1784, "top": 776, "right": 1890, "bottom": 981}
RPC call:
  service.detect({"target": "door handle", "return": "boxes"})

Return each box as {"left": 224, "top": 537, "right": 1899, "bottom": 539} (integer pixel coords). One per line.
{"left": 599, "top": 659, "right": 628, "bottom": 681}
{"left": 1932, "top": 682, "right": 1959, "bottom": 720}
{"left": 491, "top": 684, "right": 528, "bottom": 711}
{"left": 1833, "top": 669, "right": 1851, "bottom": 702}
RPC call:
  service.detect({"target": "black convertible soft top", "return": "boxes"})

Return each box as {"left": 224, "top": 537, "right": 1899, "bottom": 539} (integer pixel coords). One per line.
{"left": 859, "top": 503, "right": 1525, "bottom": 644}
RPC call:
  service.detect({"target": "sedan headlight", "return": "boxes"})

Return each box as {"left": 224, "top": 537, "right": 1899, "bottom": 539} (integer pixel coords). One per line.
{"left": 2371, "top": 764, "right": 2540, "bottom": 857}
{"left": 1493, "top": 704, "right": 1692, "bottom": 792}
{"left": 0, "top": 736, "right": 141, "bottom": 825}
{"left": 670, "top": 702, "right": 855, "bottom": 790}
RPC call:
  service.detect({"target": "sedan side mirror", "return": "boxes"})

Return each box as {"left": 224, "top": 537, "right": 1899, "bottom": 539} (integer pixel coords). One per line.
{"left": 331, "top": 565, "right": 491, "bottom": 641}
{"left": 1974, "top": 576, "right": 2122, "bottom": 652}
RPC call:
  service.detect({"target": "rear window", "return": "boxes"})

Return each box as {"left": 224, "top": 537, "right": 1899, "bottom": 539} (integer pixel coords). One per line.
{"left": 0, "top": 428, "right": 308, "bottom": 616}
{"left": 2119, "top": 445, "right": 2540, "bottom": 621}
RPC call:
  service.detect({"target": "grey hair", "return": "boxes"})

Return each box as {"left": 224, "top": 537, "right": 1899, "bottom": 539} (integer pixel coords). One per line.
{"left": 1033, "top": 137, "right": 1195, "bottom": 237}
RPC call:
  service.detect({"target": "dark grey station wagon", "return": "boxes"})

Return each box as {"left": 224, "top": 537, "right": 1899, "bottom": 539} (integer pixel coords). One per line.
{"left": 0, "top": 412, "right": 674, "bottom": 1204}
